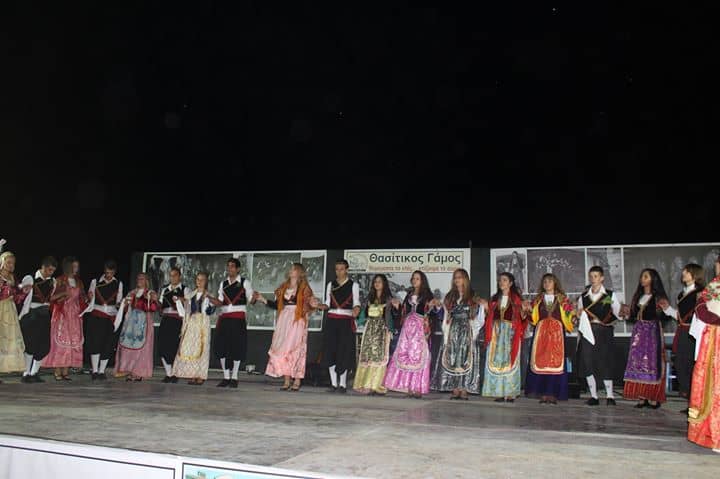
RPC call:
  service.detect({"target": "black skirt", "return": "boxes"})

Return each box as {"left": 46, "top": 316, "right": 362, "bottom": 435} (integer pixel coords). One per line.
{"left": 20, "top": 306, "right": 51, "bottom": 360}
{"left": 158, "top": 315, "right": 183, "bottom": 364}
{"left": 577, "top": 323, "right": 615, "bottom": 381}
{"left": 674, "top": 327, "right": 695, "bottom": 396}
{"left": 84, "top": 313, "right": 116, "bottom": 360}
{"left": 213, "top": 317, "right": 247, "bottom": 363}
{"left": 323, "top": 317, "right": 356, "bottom": 375}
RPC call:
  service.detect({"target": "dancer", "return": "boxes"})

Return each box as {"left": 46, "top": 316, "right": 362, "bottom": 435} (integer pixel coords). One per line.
{"left": 576, "top": 266, "right": 622, "bottom": 406}
{"left": 214, "top": 258, "right": 254, "bottom": 389}
{"left": 354, "top": 274, "right": 400, "bottom": 395}
{"left": 45, "top": 257, "right": 86, "bottom": 381}
{"left": 158, "top": 267, "right": 189, "bottom": 383}
{"left": 114, "top": 273, "right": 158, "bottom": 381}
{"left": 0, "top": 250, "right": 31, "bottom": 382}
{"left": 658, "top": 263, "right": 704, "bottom": 403}
{"left": 18, "top": 256, "right": 58, "bottom": 383}
{"left": 317, "top": 259, "right": 360, "bottom": 393}
{"left": 688, "top": 257, "right": 720, "bottom": 453}
{"left": 525, "top": 273, "right": 575, "bottom": 404}
{"left": 383, "top": 270, "right": 436, "bottom": 398}
{"left": 256, "top": 263, "right": 317, "bottom": 392}
{"left": 172, "top": 272, "right": 215, "bottom": 385}
{"left": 481, "top": 272, "right": 529, "bottom": 402}
{"left": 623, "top": 269, "right": 672, "bottom": 408}
{"left": 84, "top": 260, "right": 123, "bottom": 380}
{"left": 431, "top": 269, "right": 484, "bottom": 400}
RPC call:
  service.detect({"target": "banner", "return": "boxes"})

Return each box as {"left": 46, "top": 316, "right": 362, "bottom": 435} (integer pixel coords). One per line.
{"left": 143, "top": 250, "right": 327, "bottom": 331}
{"left": 345, "top": 248, "right": 471, "bottom": 332}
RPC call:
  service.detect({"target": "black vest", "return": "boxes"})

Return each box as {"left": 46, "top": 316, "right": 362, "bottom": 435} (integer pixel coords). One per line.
{"left": 95, "top": 279, "right": 119, "bottom": 306}
{"left": 32, "top": 278, "right": 54, "bottom": 304}
{"left": 581, "top": 288, "right": 616, "bottom": 324}
{"left": 222, "top": 278, "right": 247, "bottom": 305}
{"left": 677, "top": 289, "right": 699, "bottom": 325}
{"left": 330, "top": 279, "right": 354, "bottom": 309}
{"left": 161, "top": 284, "right": 186, "bottom": 310}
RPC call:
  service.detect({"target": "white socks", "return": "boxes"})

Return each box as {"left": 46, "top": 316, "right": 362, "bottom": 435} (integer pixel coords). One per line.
{"left": 604, "top": 380, "right": 614, "bottom": 399}
{"left": 231, "top": 360, "right": 241, "bottom": 380}
{"left": 586, "top": 375, "right": 598, "bottom": 399}
{"left": 91, "top": 354, "right": 100, "bottom": 373}
{"left": 329, "top": 365, "right": 338, "bottom": 387}
{"left": 99, "top": 359, "right": 108, "bottom": 374}
{"left": 220, "top": 358, "right": 230, "bottom": 379}
{"left": 339, "top": 371, "right": 347, "bottom": 388}
{"left": 30, "top": 360, "right": 42, "bottom": 376}
{"left": 23, "top": 353, "right": 33, "bottom": 376}
{"left": 161, "top": 358, "right": 173, "bottom": 377}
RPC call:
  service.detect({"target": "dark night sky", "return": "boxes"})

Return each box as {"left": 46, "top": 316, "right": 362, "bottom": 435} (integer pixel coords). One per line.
{"left": 1, "top": 3, "right": 715, "bottom": 280}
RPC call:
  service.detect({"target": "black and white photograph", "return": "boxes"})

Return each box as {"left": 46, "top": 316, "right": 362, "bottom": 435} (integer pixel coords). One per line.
{"left": 492, "top": 248, "right": 528, "bottom": 293}
{"left": 527, "top": 248, "right": 585, "bottom": 294}
{"left": 300, "top": 252, "right": 326, "bottom": 296}
{"left": 144, "top": 253, "right": 241, "bottom": 297}
{"left": 587, "top": 247, "right": 624, "bottom": 293}
{"left": 251, "top": 252, "right": 302, "bottom": 293}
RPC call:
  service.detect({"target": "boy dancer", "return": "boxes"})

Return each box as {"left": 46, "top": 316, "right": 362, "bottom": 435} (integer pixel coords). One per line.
{"left": 84, "top": 260, "right": 123, "bottom": 380}
{"left": 158, "top": 266, "right": 189, "bottom": 383}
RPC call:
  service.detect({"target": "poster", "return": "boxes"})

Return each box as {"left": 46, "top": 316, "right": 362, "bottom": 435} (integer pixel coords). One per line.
{"left": 490, "top": 243, "right": 720, "bottom": 336}
{"left": 143, "top": 251, "right": 327, "bottom": 331}
{"left": 344, "top": 249, "right": 471, "bottom": 332}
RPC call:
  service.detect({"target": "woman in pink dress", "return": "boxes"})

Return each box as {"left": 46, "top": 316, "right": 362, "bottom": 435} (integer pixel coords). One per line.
{"left": 255, "top": 263, "right": 318, "bottom": 392}
{"left": 45, "top": 257, "right": 86, "bottom": 381}
{"left": 383, "top": 270, "right": 439, "bottom": 398}
{"left": 114, "top": 273, "right": 158, "bottom": 381}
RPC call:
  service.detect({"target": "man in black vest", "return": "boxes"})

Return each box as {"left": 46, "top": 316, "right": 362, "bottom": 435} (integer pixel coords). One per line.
{"left": 576, "top": 266, "right": 622, "bottom": 406}
{"left": 214, "top": 257, "right": 255, "bottom": 388}
{"left": 318, "top": 259, "right": 360, "bottom": 393}
{"left": 19, "top": 256, "right": 58, "bottom": 383}
{"left": 158, "top": 267, "right": 189, "bottom": 383}
{"left": 84, "top": 260, "right": 123, "bottom": 380}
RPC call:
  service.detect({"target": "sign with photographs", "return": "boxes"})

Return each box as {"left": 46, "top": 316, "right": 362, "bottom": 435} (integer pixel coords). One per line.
{"left": 345, "top": 249, "right": 471, "bottom": 332}
{"left": 143, "top": 250, "right": 327, "bottom": 331}
{"left": 490, "top": 243, "right": 720, "bottom": 336}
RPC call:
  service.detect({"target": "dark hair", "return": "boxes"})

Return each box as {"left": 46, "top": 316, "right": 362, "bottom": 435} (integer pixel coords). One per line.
{"left": 683, "top": 263, "right": 705, "bottom": 291}
{"left": 536, "top": 273, "right": 565, "bottom": 296}
{"left": 104, "top": 259, "right": 117, "bottom": 271}
{"left": 62, "top": 256, "right": 78, "bottom": 276}
{"left": 408, "top": 270, "right": 433, "bottom": 303}
{"left": 630, "top": 268, "right": 668, "bottom": 313}
{"left": 335, "top": 259, "right": 350, "bottom": 269}
{"left": 41, "top": 256, "right": 58, "bottom": 268}
{"left": 367, "top": 274, "right": 392, "bottom": 304}
{"left": 227, "top": 258, "right": 241, "bottom": 269}
{"left": 170, "top": 266, "right": 182, "bottom": 276}
{"left": 445, "top": 269, "right": 474, "bottom": 307}
{"left": 588, "top": 266, "right": 604, "bottom": 276}
{"left": 492, "top": 272, "right": 522, "bottom": 302}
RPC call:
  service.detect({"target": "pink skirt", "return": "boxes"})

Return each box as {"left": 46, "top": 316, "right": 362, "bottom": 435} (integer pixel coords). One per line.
{"left": 265, "top": 306, "right": 308, "bottom": 379}
{"left": 383, "top": 312, "right": 430, "bottom": 394}
{"left": 115, "top": 308, "right": 155, "bottom": 378}
{"left": 44, "top": 299, "right": 84, "bottom": 368}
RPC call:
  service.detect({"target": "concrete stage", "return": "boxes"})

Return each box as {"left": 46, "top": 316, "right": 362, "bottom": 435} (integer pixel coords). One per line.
{"left": 0, "top": 369, "right": 717, "bottom": 478}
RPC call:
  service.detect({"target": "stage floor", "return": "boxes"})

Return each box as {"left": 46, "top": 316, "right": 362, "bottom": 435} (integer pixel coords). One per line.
{"left": 0, "top": 369, "right": 717, "bottom": 478}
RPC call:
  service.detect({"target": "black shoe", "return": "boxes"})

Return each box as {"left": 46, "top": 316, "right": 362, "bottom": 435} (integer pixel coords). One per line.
{"left": 162, "top": 376, "right": 172, "bottom": 384}
{"left": 97, "top": 373, "right": 107, "bottom": 381}
{"left": 21, "top": 375, "right": 33, "bottom": 384}
{"left": 170, "top": 376, "right": 178, "bottom": 384}
{"left": 649, "top": 402, "right": 661, "bottom": 410}
{"left": 91, "top": 373, "right": 98, "bottom": 381}
{"left": 606, "top": 398, "right": 617, "bottom": 406}
{"left": 338, "top": 386, "right": 347, "bottom": 394}
{"left": 539, "top": 399, "right": 548, "bottom": 404}
{"left": 635, "top": 400, "right": 649, "bottom": 409}
{"left": 494, "top": 397, "right": 505, "bottom": 402}
{"left": 681, "top": 408, "right": 689, "bottom": 414}
{"left": 586, "top": 398, "right": 600, "bottom": 406}
{"left": 327, "top": 386, "right": 338, "bottom": 393}
{"left": 217, "top": 379, "right": 230, "bottom": 388}
{"left": 506, "top": 398, "right": 514, "bottom": 403}
{"left": 548, "top": 399, "right": 558, "bottom": 405}
{"left": 229, "top": 379, "right": 239, "bottom": 388}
